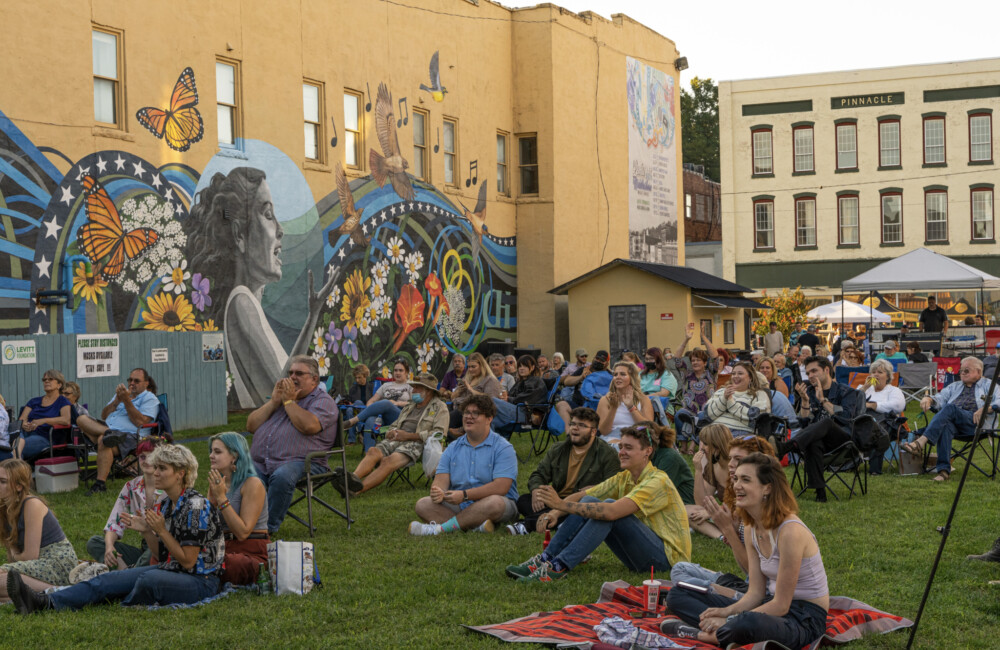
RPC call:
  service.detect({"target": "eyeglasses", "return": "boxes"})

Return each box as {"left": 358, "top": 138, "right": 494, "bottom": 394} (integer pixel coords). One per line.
{"left": 960, "top": 368, "right": 976, "bottom": 374}
{"left": 568, "top": 421, "right": 594, "bottom": 430}
{"left": 288, "top": 370, "right": 309, "bottom": 377}
{"left": 463, "top": 410, "right": 482, "bottom": 419}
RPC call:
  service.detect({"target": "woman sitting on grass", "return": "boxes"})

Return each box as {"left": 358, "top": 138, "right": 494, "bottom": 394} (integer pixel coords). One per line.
{"left": 86, "top": 436, "right": 166, "bottom": 569}
{"left": 504, "top": 424, "right": 690, "bottom": 583}
{"left": 208, "top": 432, "right": 269, "bottom": 585}
{"left": 596, "top": 362, "right": 654, "bottom": 447}
{"left": 687, "top": 424, "right": 732, "bottom": 541}
{"left": 0, "top": 459, "right": 78, "bottom": 601}
{"left": 663, "top": 453, "right": 828, "bottom": 649}
{"left": 7, "top": 444, "right": 224, "bottom": 612}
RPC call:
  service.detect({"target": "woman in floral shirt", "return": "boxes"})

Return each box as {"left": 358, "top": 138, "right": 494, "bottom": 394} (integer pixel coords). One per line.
{"left": 8, "top": 444, "right": 224, "bottom": 612}
{"left": 673, "top": 323, "right": 721, "bottom": 453}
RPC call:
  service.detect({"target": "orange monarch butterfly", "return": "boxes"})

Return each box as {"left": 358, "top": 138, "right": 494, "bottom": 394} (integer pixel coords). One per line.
{"left": 77, "top": 176, "right": 160, "bottom": 280}
{"left": 135, "top": 67, "right": 204, "bottom": 152}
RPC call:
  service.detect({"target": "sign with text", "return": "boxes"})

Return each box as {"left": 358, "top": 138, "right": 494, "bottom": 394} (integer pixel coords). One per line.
{"left": 1, "top": 340, "right": 36, "bottom": 365}
{"left": 151, "top": 348, "right": 169, "bottom": 363}
{"left": 831, "top": 92, "right": 904, "bottom": 109}
{"left": 660, "top": 313, "right": 673, "bottom": 320}
{"left": 77, "top": 334, "right": 119, "bottom": 378}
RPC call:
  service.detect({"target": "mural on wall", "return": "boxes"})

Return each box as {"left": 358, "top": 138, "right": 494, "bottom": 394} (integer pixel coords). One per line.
{"left": 0, "top": 69, "right": 516, "bottom": 408}
{"left": 626, "top": 56, "right": 678, "bottom": 265}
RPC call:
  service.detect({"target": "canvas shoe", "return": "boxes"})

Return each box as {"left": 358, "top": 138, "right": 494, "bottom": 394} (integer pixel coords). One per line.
{"left": 505, "top": 522, "right": 529, "bottom": 535}
{"left": 659, "top": 619, "right": 701, "bottom": 640}
{"left": 505, "top": 553, "right": 546, "bottom": 579}
{"left": 517, "top": 560, "right": 568, "bottom": 583}
{"left": 101, "top": 430, "right": 129, "bottom": 448}
{"left": 408, "top": 521, "right": 442, "bottom": 536}
{"left": 475, "top": 520, "right": 495, "bottom": 533}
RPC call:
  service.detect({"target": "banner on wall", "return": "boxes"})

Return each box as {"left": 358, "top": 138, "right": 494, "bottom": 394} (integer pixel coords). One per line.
{"left": 1, "top": 340, "right": 36, "bottom": 365}
{"left": 77, "top": 334, "right": 120, "bottom": 378}
{"left": 626, "top": 56, "right": 678, "bottom": 265}
{"left": 202, "top": 333, "right": 224, "bottom": 362}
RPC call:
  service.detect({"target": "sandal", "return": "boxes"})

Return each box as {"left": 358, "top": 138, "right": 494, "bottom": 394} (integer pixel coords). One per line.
{"left": 933, "top": 470, "right": 950, "bottom": 482}
{"left": 901, "top": 440, "right": 924, "bottom": 455}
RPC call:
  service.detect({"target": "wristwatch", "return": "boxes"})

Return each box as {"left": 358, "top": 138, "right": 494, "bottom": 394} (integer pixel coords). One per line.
{"left": 463, "top": 489, "right": 468, "bottom": 501}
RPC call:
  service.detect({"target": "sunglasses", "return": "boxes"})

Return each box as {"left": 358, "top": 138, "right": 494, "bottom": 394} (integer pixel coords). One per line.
{"left": 288, "top": 370, "right": 309, "bottom": 377}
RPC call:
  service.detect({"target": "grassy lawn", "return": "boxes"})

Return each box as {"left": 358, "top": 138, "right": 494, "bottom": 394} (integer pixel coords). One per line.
{"left": 5, "top": 412, "right": 1000, "bottom": 649}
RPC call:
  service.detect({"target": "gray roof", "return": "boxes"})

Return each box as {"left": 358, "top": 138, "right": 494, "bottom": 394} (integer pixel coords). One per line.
{"left": 842, "top": 247, "right": 1000, "bottom": 291}
{"left": 549, "top": 258, "right": 753, "bottom": 295}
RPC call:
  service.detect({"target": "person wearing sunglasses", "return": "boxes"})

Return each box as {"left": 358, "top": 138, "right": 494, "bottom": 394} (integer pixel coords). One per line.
{"left": 77, "top": 369, "right": 160, "bottom": 495}
{"left": 15, "top": 369, "right": 72, "bottom": 461}
{"left": 248, "top": 355, "right": 338, "bottom": 535}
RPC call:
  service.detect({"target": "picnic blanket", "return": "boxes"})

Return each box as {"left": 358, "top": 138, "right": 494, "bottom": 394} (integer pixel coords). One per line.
{"left": 466, "top": 580, "right": 912, "bottom": 650}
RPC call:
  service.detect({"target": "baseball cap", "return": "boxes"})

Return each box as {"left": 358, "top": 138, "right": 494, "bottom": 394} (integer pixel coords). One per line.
{"left": 594, "top": 350, "right": 610, "bottom": 363}
{"left": 575, "top": 348, "right": 588, "bottom": 358}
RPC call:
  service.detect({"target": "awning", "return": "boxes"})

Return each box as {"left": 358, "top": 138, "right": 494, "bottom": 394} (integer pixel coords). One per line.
{"left": 694, "top": 294, "right": 770, "bottom": 309}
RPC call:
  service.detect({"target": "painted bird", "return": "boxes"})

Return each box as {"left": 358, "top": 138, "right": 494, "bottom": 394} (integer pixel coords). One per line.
{"left": 333, "top": 162, "right": 369, "bottom": 247}
{"left": 459, "top": 180, "right": 488, "bottom": 260}
{"left": 369, "top": 82, "right": 415, "bottom": 201}
{"left": 419, "top": 51, "right": 448, "bottom": 102}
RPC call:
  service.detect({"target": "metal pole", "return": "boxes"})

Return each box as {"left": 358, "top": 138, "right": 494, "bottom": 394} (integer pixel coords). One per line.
{"left": 906, "top": 355, "right": 1000, "bottom": 648}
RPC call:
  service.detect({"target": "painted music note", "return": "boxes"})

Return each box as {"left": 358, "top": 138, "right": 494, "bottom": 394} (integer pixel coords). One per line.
{"left": 330, "top": 116, "right": 338, "bottom": 148}
{"left": 465, "top": 159, "right": 478, "bottom": 187}
{"left": 433, "top": 127, "right": 440, "bottom": 153}
{"left": 365, "top": 82, "right": 372, "bottom": 112}
{"left": 396, "top": 97, "right": 409, "bottom": 128}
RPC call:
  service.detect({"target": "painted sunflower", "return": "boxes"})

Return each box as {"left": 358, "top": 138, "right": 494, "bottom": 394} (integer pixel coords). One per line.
{"left": 72, "top": 262, "right": 107, "bottom": 304}
{"left": 142, "top": 292, "right": 198, "bottom": 331}
{"left": 340, "top": 269, "right": 371, "bottom": 331}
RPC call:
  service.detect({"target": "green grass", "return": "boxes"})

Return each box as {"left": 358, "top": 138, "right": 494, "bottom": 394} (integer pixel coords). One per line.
{"left": 5, "top": 414, "right": 1000, "bottom": 649}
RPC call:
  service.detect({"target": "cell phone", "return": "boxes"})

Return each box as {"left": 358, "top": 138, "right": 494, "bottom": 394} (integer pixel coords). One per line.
{"left": 676, "top": 581, "right": 710, "bottom": 594}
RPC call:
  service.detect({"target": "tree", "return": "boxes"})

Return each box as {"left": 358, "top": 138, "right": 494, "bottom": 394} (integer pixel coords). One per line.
{"left": 751, "top": 287, "right": 818, "bottom": 342}
{"left": 680, "top": 77, "right": 719, "bottom": 182}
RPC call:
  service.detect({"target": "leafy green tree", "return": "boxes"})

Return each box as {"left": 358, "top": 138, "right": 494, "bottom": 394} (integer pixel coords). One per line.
{"left": 751, "top": 287, "right": 818, "bottom": 341}
{"left": 680, "top": 77, "right": 719, "bottom": 182}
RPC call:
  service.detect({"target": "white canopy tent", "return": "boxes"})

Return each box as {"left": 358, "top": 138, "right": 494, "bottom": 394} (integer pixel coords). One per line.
{"left": 808, "top": 300, "right": 890, "bottom": 324}
{"left": 842, "top": 247, "right": 1000, "bottom": 292}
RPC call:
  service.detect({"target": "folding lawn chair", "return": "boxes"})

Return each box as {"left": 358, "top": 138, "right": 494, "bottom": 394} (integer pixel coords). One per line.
{"left": 287, "top": 415, "right": 353, "bottom": 535}
{"left": 897, "top": 362, "right": 938, "bottom": 405}
{"left": 790, "top": 414, "right": 874, "bottom": 500}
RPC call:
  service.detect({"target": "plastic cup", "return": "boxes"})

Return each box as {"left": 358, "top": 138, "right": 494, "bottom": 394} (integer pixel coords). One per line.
{"left": 643, "top": 579, "right": 660, "bottom": 612}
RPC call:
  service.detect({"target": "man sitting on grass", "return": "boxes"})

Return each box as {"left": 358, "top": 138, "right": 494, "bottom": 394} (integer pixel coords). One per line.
{"left": 334, "top": 373, "right": 448, "bottom": 498}
{"left": 409, "top": 394, "right": 519, "bottom": 535}
{"left": 513, "top": 407, "right": 619, "bottom": 535}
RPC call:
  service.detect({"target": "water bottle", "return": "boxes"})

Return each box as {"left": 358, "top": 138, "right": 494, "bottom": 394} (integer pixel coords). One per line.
{"left": 374, "top": 415, "right": 383, "bottom": 437}
{"left": 256, "top": 561, "right": 271, "bottom": 595}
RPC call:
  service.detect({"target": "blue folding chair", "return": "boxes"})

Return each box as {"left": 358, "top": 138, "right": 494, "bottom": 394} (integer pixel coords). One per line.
{"left": 580, "top": 372, "right": 613, "bottom": 410}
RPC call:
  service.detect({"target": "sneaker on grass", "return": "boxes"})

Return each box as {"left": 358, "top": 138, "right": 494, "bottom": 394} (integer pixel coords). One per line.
{"left": 516, "top": 561, "right": 567, "bottom": 583}
{"left": 659, "top": 619, "right": 701, "bottom": 640}
{"left": 505, "top": 553, "right": 546, "bottom": 579}
{"left": 475, "top": 520, "right": 494, "bottom": 533}
{"left": 409, "top": 521, "right": 442, "bottom": 536}
{"left": 506, "top": 522, "right": 528, "bottom": 535}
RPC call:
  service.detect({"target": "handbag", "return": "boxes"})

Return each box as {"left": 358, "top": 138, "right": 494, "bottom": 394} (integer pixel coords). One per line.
{"left": 422, "top": 432, "right": 444, "bottom": 476}
{"left": 267, "top": 540, "right": 321, "bottom": 595}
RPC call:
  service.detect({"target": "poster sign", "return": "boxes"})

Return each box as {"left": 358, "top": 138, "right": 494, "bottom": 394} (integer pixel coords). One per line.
{"left": 2, "top": 340, "right": 36, "bottom": 365}
{"left": 202, "top": 333, "right": 225, "bottom": 362}
{"left": 77, "top": 334, "right": 119, "bottom": 378}
{"left": 151, "top": 348, "right": 169, "bottom": 363}
{"left": 626, "top": 56, "right": 678, "bottom": 265}
{"left": 660, "top": 313, "right": 673, "bottom": 321}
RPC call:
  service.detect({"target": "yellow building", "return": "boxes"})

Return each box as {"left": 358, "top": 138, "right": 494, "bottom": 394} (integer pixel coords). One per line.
{"left": 0, "top": 0, "right": 683, "bottom": 403}
{"left": 720, "top": 58, "right": 1000, "bottom": 293}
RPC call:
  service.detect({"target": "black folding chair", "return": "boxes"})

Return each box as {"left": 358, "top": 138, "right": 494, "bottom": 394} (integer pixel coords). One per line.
{"left": 790, "top": 414, "right": 873, "bottom": 500}
{"left": 286, "top": 416, "right": 353, "bottom": 535}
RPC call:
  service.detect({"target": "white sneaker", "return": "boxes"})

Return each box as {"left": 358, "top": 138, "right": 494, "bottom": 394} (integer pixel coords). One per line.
{"left": 409, "top": 521, "right": 442, "bottom": 536}
{"left": 475, "top": 520, "right": 495, "bottom": 533}
{"left": 506, "top": 522, "right": 529, "bottom": 535}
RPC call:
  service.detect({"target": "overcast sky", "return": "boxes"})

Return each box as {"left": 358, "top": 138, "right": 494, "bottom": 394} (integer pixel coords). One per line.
{"left": 512, "top": 0, "right": 1000, "bottom": 89}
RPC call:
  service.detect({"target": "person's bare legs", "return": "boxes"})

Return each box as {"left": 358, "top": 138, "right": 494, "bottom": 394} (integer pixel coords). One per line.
{"left": 414, "top": 495, "right": 508, "bottom": 530}
{"left": 76, "top": 415, "right": 107, "bottom": 443}
{"left": 353, "top": 448, "right": 385, "bottom": 478}
{"left": 686, "top": 505, "right": 725, "bottom": 540}
{"left": 555, "top": 401, "right": 572, "bottom": 426}
{"left": 96, "top": 438, "right": 119, "bottom": 482}
{"left": 0, "top": 570, "right": 54, "bottom": 603}
{"left": 358, "top": 453, "right": 411, "bottom": 493}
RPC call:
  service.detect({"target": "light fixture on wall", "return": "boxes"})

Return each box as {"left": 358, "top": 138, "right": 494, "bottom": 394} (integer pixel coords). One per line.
{"left": 35, "top": 289, "right": 70, "bottom": 306}
{"left": 674, "top": 56, "right": 689, "bottom": 72}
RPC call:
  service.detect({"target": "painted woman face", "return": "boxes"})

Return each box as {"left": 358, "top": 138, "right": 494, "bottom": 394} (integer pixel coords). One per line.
{"left": 241, "top": 180, "right": 284, "bottom": 287}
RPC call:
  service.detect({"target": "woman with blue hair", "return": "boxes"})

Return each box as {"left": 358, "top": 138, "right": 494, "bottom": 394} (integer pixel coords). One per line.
{"left": 208, "top": 432, "right": 269, "bottom": 585}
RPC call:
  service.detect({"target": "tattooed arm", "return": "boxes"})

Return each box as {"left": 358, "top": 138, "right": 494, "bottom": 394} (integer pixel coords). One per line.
{"left": 536, "top": 485, "right": 638, "bottom": 521}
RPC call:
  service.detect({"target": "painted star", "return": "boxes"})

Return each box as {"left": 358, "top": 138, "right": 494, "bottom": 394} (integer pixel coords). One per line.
{"left": 327, "top": 263, "right": 338, "bottom": 277}
{"left": 337, "top": 248, "right": 346, "bottom": 260}
{"left": 175, "top": 203, "right": 184, "bottom": 216}
{"left": 36, "top": 255, "right": 51, "bottom": 279}
{"left": 164, "top": 188, "right": 174, "bottom": 201}
{"left": 114, "top": 155, "right": 125, "bottom": 170}
{"left": 151, "top": 174, "right": 162, "bottom": 189}
{"left": 96, "top": 157, "right": 107, "bottom": 173}
{"left": 390, "top": 205, "right": 397, "bottom": 216}
{"left": 33, "top": 301, "right": 46, "bottom": 315}
{"left": 75, "top": 165, "right": 91, "bottom": 181}
{"left": 381, "top": 212, "right": 387, "bottom": 223}
{"left": 59, "top": 186, "right": 74, "bottom": 206}
{"left": 34, "top": 323, "right": 46, "bottom": 335}
{"left": 133, "top": 161, "right": 145, "bottom": 177}
{"left": 408, "top": 202, "right": 414, "bottom": 211}
{"left": 361, "top": 223, "right": 368, "bottom": 235}
{"left": 42, "top": 215, "right": 61, "bottom": 239}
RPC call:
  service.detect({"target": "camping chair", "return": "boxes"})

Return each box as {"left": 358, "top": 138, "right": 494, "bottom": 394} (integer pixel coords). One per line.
{"left": 951, "top": 405, "right": 1000, "bottom": 480}
{"left": 286, "top": 415, "right": 353, "bottom": 535}
{"left": 115, "top": 393, "right": 172, "bottom": 478}
{"left": 897, "top": 362, "right": 938, "bottom": 405}
{"left": 790, "top": 414, "right": 874, "bottom": 500}
{"left": 835, "top": 365, "right": 870, "bottom": 387}
{"left": 580, "top": 372, "right": 613, "bottom": 410}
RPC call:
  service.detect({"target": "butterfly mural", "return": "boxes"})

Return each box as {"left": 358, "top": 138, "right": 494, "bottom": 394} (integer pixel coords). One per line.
{"left": 77, "top": 175, "right": 160, "bottom": 280}
{"left": 135, "top": 67, "right": 205, "bottom": 152}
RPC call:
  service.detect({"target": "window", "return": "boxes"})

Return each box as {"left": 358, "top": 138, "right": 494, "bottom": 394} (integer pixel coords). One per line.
{"left": 838, "top": 195, "right": 859, "bottom": 245}
{"left": 412, "top": 109, "right": 428, "bottom": 180}
{"left": 881, "top": 192, "right": 903, "bottom": 244}
{"left": 496, "top": 132, "right": 508, "bottom": 195}
{"left": 793, "top": 126, "right": 813, "bottom": 172}
{"left": 685, "top": 193, "right": 692, "bottom": 219}
{"left": 343, "top": 91, "right": 362, "bottom": 168}
{"left": 753, "top": 199, "right": 774, "bottom": 249}
{"left": 443, "top": 118, "right": 457, "bottom": 186}
{"left": 518, "top": 134, "right": 539, "bottom": 195}
{"left": 795, "top": 198, "right": 816, "bottom": 247}
{"left": 972, "top": 188, "right": 994, "bottom": 240}
{"left": 879, "top": 120, "right": 900, "bottom": 167}
{"left": 216, "top": 60, "right": 239, "bottom": 147}
{"left": 970, "top": 113, "right": 992, "bottom": 162}
{"left": 923, "top": 117, "right": 945, "bottom": 164}
{"left": 303, "top": 82, "right": 323, "bottom": 162}
{"left": 752, "top": 128, "right": 772, "bottom": 175}
{"left": 92, "top": 29, "right": 122, "bottom": 126}
{"left": 836, "top": 123, "right": 857, "bottom": 170}
{"left": 696, "top": 195, "right": 708, "bottom": 221}
{"left": 724, "top": 320, "right": 735, "bottom": 345}
{"left": 925, "top": 191, "right": 948, "bottom": 242}
{"left": 700, "top": 319, "right": 713, "bottom": 340}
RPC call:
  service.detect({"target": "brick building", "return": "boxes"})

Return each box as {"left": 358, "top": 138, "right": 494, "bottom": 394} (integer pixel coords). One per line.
{"left": 683, "top": 164, "right": 721, "bottom": 242}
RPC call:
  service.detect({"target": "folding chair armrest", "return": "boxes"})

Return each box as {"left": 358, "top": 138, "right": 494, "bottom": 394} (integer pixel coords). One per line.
{"left": 304, "top": 449, "right": 343, "bottom": 474}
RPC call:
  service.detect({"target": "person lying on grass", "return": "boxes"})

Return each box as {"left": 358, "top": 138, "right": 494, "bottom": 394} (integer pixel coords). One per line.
{"left": 662, "top": 453, "right": 828, "bottom": 649}
{"left": 505, "top": 424, "right": 690, "bottom": 582}
{"left": 7, "top": 444, "right": 224, "bottom": 612}
{"left": 0, "top": 459, "right": 79, "bottom": 601}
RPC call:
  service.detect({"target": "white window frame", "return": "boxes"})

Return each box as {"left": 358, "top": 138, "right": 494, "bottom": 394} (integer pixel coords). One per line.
{"left": 970, "top": 113, "right": 992, "bottom": 163}
{"left": 838, "top": 195, "right": 859, "bottom": 246}
{"left": 925, "top": 191, "right": 948, "bottom": 243}
{"left": 216, "top": 59, "right": 240, "bottom": 148}
{"left": 412, "top": 108, "right": 429, "bottom": 180}
{"left": 793, "top": 126, "right": 814, "bottom": 172}
{"left": 881, "top": 193, "right": 903, "bottom": 244}
{"left": 343, "top": 90, "right": 363, "bottom": 168}
{"left": 836, "top": 123, "right": 858, "bottom": 170}
{"left": 752, "top": 129, "right": 772, "bottom": 175}
{"left": 972, "top": 188, "right": 994, "bottom": 241}
{"left": 92, "top": 28, "right": 123, "bottom": 128}
{"left": 496, "top": 131, "right": 508, "bottom": 195}
{"left": 923, "top": 117, "right": 946, "bottom": 165}
{"left": 303, "top": 81, "right": 323, "bottom": 163}
{"left": 795, "top": 198, "right": 817, "bottom": 247}
{"left": 754, "top": 200, "right": 774, "bottom": 249}
{"left": 879, "top": 120, "right": 900, "bottom": 167}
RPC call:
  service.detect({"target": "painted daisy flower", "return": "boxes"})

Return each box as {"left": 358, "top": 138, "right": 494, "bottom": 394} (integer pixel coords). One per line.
{"left": 326, "top": 285, "right": 341, "bottom": 309}
{"left": 72, "top": 262, "right": 107, "bottom": 304}
{"left": 386, "top": 236, "right": 406, "bottom": 264}
{"left": 417, "top": 341, "right": 434, "bottom": 362}
{"left": 161, "top": 260, "right": 191, "bottom": 294}
{"left": 371, "top": 259, "right": 389, "bottom": 287}
{"left": 370, "top": 280, "right": 386, "bottom": 300}
{"left": 142, "top": 293, "right": 197, "bottom": 331}
{"left": 378, "top": 296, "right": 393, "bottom": 320}
{"left": 317, "top": 355, "right": 332, "bottom": 375}
{"left": 404, "top": 253, "right": 423, "bottom": 284}
{"left": 312, "top": 326, "right": 327, "bottom": 356}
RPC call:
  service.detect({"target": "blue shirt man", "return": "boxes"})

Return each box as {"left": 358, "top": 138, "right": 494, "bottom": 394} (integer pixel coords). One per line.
{"left": 409, "top": 394, "right": 519, "bottom": 535}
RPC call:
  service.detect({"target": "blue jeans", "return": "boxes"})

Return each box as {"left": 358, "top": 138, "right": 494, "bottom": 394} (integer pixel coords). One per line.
{"left": 492, "top": 399, "right": 520, "bottom": 429}
{"left": 255, "top": 459, "right": 326, "bottom": 534}
{"left": 546, "top": 497, "right": 671, "bottom": 572}
{"left": 343, "top": 401, "right": 365, "bottom": 443}
{"left": 48, "top": 564, "right": 220, "bottom": 609}
{"left": 923, "top": 403, "right": 975, "bottom": 474}
{"left": 21, "top": 432, "right": 52, "bottom": 459}
{"left": 352, "top": 401, "right": 401, "bottom": 451}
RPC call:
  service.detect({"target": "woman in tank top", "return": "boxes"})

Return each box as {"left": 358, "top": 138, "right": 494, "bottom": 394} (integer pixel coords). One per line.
{"left": 207, "top": 432, "right": 269, "bottom": 585}
{"left": 0, "top": 459, "right": 78, "bottom": 597}
{"left": 664, "top": 452, "right": 829, "bottom": 649}
{"left": 596, "top": 362, "right": 654, "bottom": 448}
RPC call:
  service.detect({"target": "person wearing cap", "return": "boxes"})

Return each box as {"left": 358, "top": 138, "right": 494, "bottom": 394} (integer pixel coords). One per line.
{"left": 561, "top": 348, "right": 590, "bottom": 378}
{"left": 874, "top": 339, "right": 907, "bottom": 363}
{"left": 797, "top": 325, "right": 820, "bottom": 353}
{"left": 919, "top": 296, "right": 949, "bottom": 333}
{"left": 554, "top": 350, "right": 613, "bottom": 426}
{"left": 335, "top": 373, "right": 449, "bottom": 497}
